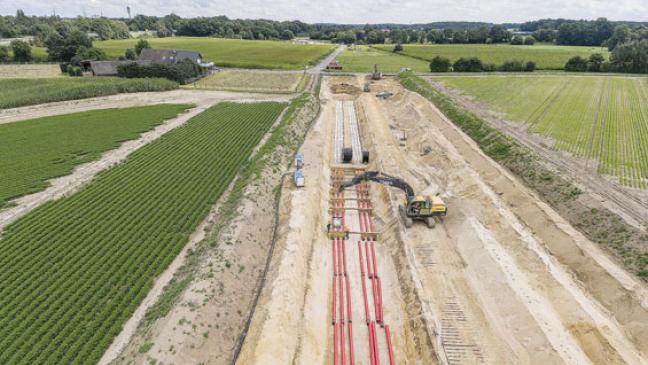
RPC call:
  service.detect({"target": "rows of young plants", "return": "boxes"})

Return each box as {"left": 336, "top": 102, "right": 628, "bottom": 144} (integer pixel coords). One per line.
{"left": 0, "top": 101, "right": 285, "bottom": 364}
{"left": 436, "top": 75, "right": 648, "bottom": 188}
{"left": 0, "top": 104, "right": 192, "bottom": 209}
{"left": 0, "top": 77, "right": 179, "bottom": 110}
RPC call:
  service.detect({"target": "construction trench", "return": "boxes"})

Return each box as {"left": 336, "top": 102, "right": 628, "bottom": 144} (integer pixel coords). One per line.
{"left": 235, "top": 76, "right": 648, "bottom": 365}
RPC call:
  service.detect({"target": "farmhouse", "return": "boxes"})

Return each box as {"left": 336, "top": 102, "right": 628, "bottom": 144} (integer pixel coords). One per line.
{"left": 83, "top": 48, "right": 214, "bottom": 76}
{"left": 82, "top": 60, "right": 132, "bottom": 76}
{"left": 139, "top": 48, "right": 214, "bottom": 68}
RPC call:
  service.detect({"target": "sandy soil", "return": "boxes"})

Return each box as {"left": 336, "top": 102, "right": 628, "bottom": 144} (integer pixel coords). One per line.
{"left": 234, "top": 76, "right": 648, "bottom": 365}
{"left": 237, "top": 77, "right": 438, "bottom": 365}
{"left": 426, "top": 78, "right": 648, "bottom": 231}
{"left": 359, "top": 76, "right": 648, "bottom": 364}
{"left": 109, "top": 93, "right": 319, "bottom": 365}
{"left": 0, "top": 89, "right": 293, "bottom": 124}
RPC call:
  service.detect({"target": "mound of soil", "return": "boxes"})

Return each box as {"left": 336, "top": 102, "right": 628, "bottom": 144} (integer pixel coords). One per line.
{"left": 330, "top": 83, "right": 360, "bottom": 95}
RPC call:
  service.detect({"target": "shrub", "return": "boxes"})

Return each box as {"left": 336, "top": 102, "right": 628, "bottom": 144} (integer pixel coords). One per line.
{"left": 70, "top": 46, "right": 107, "bottom": 66}
{"left": 67, "top": 65, "right": 82, "bottom": 77}
{"left": 429, "top": 56, "right": 451, "bottom": 72}
{"left": 10, "top": 40, "right": 31, "bottom": 62}
{"left": 587, "top": 53, "right": 605, "bottom": 72}
{"left": 524, "top": 36, "right": 536, "bottom": 45}
{"left": 125, "top": 48, "right": 136, "bottom": 60}
{"left": 510, "top": 36, "right": 524, "bottom": 45}
{"left": 118, "top": 59, "right": 204, "bottom": 84}
{"left": 525, "top": 61, "right": 537, "bottom": 72}
{"left": 135, "top": 39, "right": 150, "bottom": 56}
{"left": 393, "top": 43, "right": 403, "bottom": 52}
{"left": 0, "top": 46, "right": 8, "bottom": 62}
{"left": 565, "top": 56, "right": 588, "bottom": 72}
{"left": 482, "top": 63, "right": 497, "bottom": 72}
{"left": 453, "top": 57, "right": 483, "bottom": 72}
{"left": 500, "top": 60, "right": 525, "bottom": 72}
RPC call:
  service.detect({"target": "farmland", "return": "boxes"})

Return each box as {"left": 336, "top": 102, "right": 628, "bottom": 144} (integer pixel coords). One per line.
{"left": 0, "top": 64, "right": 62, "bottom": 78}
{"left": 0, "top": 77, "right": 178, "bottom": 109}
{"left": 0, "top": 101, "right": 284, "bottom": 365}
{"left": 374, "top": 44, "right": 608, "bottom": 70}
{"left": 191, "top": 69, "right": 308, "bottom": 93}
{"left": 335, "top": 46, "right": 430, "bottom": 72}
{"left": 435, "top": 75, "right": 648, "bottom": 188}
{"left": 0, "top": 104, "right": 191, "bottom": 208}
{"left": 95, "top": 37, "right": 335, "bottom": 70}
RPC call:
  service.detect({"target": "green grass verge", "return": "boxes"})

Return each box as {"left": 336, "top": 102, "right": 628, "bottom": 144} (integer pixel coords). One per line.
{"left": 95, "top": 37, "right": 335, "bottom": 70}
{"left": 377, "top": 43, "right": 608, "bottom": 70}
{"left": 0, "top": 77, "right": 178, "bottom": 109}
{"left": 0, "top": 104, "right": 192, "bottom": 208}
{"left": 0, "top": 101, "right": 285, "bottom": 364}
{"left": 399, "top": 71, "right": 648, "bottom": 280}
{"left": 335, "top": 46, "right": 430, "bottom": 73}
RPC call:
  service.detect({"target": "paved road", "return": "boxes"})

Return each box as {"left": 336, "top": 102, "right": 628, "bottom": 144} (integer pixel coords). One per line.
{"left": 307, "top": 45, "right": 345, "bottom": 75}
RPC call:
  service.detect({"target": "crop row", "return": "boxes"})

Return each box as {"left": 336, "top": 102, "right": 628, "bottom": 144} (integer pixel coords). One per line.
{"left": 0, "top": 77, "right": 179, "bottom": 110}
{"left": 0, "top": 101, "right": 285, "bottom": 364}
{"left": 0, "top": 104, "right": 192, "bottom": 209}
{"left": 438, "top": 75, "right": 648, "bottom": 188}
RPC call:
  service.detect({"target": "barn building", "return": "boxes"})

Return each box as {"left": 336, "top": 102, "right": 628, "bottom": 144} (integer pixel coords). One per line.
{"left": 83, "top": 48, "right": 214, "bottom": 77}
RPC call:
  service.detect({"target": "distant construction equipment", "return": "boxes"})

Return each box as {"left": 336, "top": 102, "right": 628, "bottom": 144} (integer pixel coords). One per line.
{"left": 371, "top": 64, "right": 382, "bottom": 80}
{"left": 339, "top": 171, "right": 447, "bottom": 228}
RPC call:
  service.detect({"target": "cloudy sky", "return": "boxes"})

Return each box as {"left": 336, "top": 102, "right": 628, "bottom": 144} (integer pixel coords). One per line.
{"left": 3, "top": 0, "right": 648, "bottom": 23}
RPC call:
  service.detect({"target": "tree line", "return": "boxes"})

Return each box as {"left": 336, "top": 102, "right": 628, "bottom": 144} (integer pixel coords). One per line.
{"left": 311, "top": 25, "right": 516, "bottom": 45}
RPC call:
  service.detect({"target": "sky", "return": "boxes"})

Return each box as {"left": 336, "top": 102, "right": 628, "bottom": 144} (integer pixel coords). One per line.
{"left": 2, "top": 0, "right": 648, "bottom": 24}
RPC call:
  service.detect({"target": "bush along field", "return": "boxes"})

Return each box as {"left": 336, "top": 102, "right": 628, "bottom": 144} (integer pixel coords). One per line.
{"left": 399, "top": 71, "right": 648, "bottom": 280}
{"left": 0, "top": 101, "right": 285, "bottom": 365}
{"left": 435, "top": 75, "right": 648, "bottom": 188}
{"left": 0, "top": 77, "right": 178, "bottom": 109}
{"left": 375, "top": 43, "right": 608, "bottom": 70}
{"left": 96, "top": 37, "right": 335, "bottom": 70}
{"left": 0, "top": 104, "right": 192, "bottom": 208}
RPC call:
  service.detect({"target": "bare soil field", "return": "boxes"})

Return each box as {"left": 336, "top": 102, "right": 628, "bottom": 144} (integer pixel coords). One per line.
{"left": 0, "top": 63, "right": 62, "bottom": 78}
{"left": 233, "top": 76, "right": 648, "bottom": 364}
{"left": 191, "top": 70, "right": 309, "bottom": 93}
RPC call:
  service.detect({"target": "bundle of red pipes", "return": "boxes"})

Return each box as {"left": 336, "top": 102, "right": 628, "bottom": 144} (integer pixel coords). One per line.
{"left": 330, "top": 171, "right": 395, "bottom": 365}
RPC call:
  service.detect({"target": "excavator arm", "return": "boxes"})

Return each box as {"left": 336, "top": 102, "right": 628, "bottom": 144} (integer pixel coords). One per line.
{"left": 338, "top": 171, "right": 415, "bottom": 198}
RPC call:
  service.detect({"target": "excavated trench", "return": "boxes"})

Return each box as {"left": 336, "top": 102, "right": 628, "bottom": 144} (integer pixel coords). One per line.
{"left": 236, "top": 76, "right": 648, "bottom": 365}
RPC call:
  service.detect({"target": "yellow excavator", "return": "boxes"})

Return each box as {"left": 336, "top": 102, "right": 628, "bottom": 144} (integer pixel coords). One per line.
{"left": 338, "top": 171, "right": 447, "bottom": 228}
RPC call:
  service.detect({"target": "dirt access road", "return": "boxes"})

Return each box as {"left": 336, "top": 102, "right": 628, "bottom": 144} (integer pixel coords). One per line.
{"left": 235, "top": 76, "right": 648, "bottom": 365}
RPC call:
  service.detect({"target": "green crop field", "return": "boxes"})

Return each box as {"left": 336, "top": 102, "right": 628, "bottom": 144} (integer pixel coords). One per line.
{"left": 335, "top": 46, "right": 430, "bottom": 73}
{"left": 95, "top": 37, "right": 334, "bottom": 70}
{"left": 435, "top": 75, "right": 648, "bottom": 188}
{"left": 0, "top": 77, "right": 178, "bottom": 109}
{"left": 0, "top": 104, "right": 191, "bottom": 208}
{"left": 0, "top": 101, "right": 284, "bottom": 364}
{"left": 374, "top": 44, "right": 608, "bottom": 70}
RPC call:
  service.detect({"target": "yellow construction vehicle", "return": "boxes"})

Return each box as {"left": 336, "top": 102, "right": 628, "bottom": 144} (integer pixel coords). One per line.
{"left": 338, "top": 171, "right": 447, "bottom": 228}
